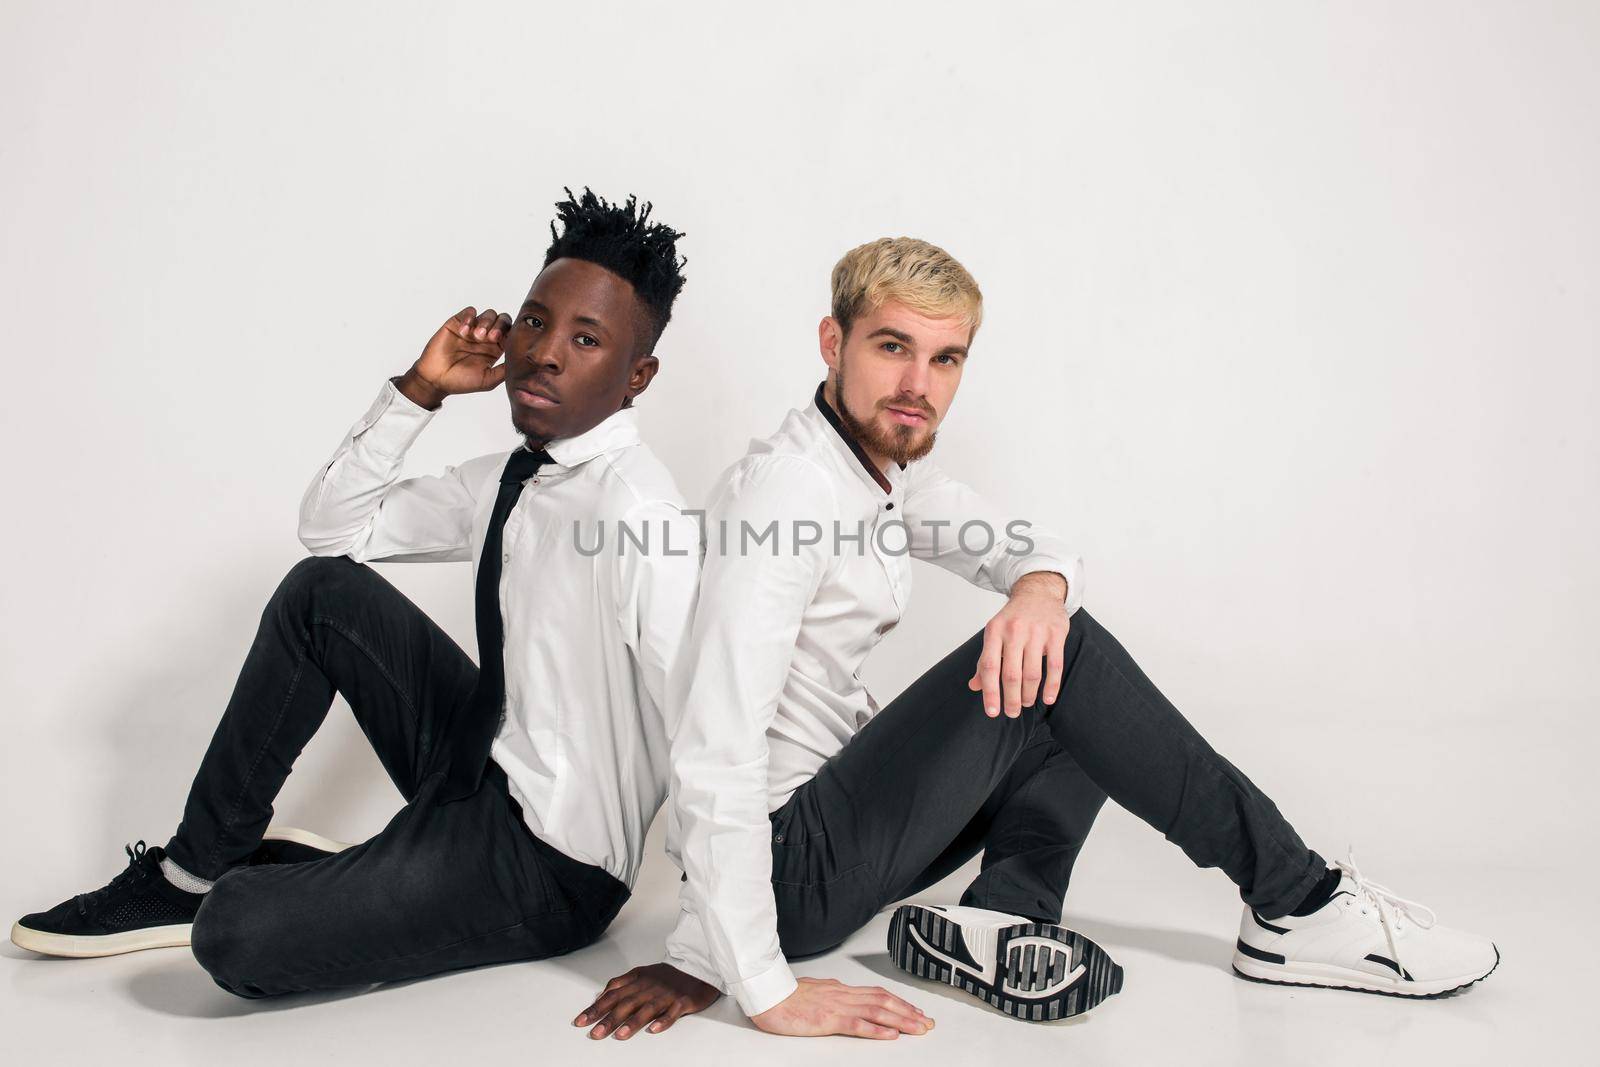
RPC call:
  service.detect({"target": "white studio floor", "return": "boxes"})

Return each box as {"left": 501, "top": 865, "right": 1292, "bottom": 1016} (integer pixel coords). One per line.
{"left": 1, "top": 730, "right": 1584, "bottom": 1067}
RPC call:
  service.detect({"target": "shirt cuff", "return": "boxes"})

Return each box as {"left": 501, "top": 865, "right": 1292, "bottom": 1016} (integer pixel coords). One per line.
{"left": 352, "top": 378, "right": 437, "bottom": 458}
{"left": 661, "top": 949, "right": 727, "bottom": 995}
{"left": 726, "top": 958, "right": 800, "bottom": 1018}
{"left": 1006, "top": 553, "right": 1085, "bottom": 617}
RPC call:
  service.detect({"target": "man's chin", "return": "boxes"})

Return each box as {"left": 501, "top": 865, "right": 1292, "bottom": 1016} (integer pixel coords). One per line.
{"left": 509, "top": 407, "right": 558, "bottom": 442}
{"left": 869, "top": 419, "right": 937, "bottom": 464}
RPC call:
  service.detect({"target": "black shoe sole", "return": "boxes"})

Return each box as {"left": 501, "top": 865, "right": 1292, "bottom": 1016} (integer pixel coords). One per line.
{"left": 887, "top": 904, "right": 1124, "bottom": 1022}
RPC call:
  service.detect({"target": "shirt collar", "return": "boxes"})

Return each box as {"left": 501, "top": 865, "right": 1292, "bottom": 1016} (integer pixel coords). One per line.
{"left": 809, "top": 380, "right": 905, "bottom": 495}
{"left": 531, "top": 404, "right": 642, "bottom": 469}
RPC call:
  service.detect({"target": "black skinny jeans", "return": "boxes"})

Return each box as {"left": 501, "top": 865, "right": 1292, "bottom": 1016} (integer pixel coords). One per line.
{"left": 165, "top": 555, "right": 629, "bottom": 998}
{"left": 769, "top": 608, "right": 1328, "bottom": 957}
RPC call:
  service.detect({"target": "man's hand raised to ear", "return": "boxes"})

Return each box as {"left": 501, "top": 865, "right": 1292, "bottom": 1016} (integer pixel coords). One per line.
{"left": 395, "top": 306, "right": 514, "bottom": 411}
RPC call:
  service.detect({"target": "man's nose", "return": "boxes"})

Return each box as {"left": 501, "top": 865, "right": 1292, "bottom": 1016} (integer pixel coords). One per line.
{"left": 898, "top": 361, "right": 931, "bottom": 399}
{"left": 516, "top": 334, "right": 563, "bottom": 373}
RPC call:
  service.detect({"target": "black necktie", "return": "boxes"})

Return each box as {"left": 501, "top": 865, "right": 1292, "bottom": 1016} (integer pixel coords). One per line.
{"left": 440, "top": 445, "right": 551, "bottom": 802}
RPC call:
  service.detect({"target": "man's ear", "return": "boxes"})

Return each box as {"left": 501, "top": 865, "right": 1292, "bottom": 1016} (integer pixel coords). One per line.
{"left": 818, "top": 316, "right": 843, "bottom": 372}
{"left": 625, "top": 354, "right": 660, "bottom": 405}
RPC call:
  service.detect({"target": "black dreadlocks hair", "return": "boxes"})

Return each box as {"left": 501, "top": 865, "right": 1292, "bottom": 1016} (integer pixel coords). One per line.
{"left": 542, "top": 186, "right": 687, "bottom": 355}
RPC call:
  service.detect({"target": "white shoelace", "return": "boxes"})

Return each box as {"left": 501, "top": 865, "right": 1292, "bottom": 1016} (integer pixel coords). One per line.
{"left": 1335, "top": 846, "right": 1437, "bottom": 974}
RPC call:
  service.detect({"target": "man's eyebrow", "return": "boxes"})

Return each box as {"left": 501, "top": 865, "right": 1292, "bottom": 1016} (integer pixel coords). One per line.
{"left": 936, "top": 343, "right": 969, "bottom": 358}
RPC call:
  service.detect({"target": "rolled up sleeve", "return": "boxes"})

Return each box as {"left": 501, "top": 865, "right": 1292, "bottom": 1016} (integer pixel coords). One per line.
{"left": 902, "top": 458, "right": 1084, "bottom": 615}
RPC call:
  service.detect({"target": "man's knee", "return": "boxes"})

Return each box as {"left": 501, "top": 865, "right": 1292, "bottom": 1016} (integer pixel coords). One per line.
{"left": 1066, "top": 606, "right": 1098, "bottom": 649}
{"left": 268, "top": 554, "right": 371, "bottom": 618}
{"left": 190, "top": 873, "right": 278, "bottom": 998}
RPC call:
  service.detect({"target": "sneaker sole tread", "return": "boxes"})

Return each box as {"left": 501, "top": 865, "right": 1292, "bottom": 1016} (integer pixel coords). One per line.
{"left": 887, "top": 904, "right": 1123, "bottom": 1022}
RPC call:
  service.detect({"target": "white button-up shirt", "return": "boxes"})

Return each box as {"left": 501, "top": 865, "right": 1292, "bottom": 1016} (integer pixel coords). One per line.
{"left": 663, "top": 383, "right": 1083, "bottom": 1015}
{"left": 297, "top": 379, "right": 699, "bottom": 888}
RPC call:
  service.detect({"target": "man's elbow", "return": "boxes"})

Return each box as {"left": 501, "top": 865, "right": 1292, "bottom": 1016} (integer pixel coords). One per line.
{"left": 296, "top": 522, "right": 358, "bottom": 558}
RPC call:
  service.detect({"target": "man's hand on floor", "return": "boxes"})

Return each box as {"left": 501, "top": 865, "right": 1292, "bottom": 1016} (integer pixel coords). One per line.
{"left": 968, "top": 570, "right": 1071, "bottom": 717}
{"left": 574, "top": 963, "right": 721, "bottom": 1039}
{"left": 749, "top": 977, "right": 933, "bottom": 1039}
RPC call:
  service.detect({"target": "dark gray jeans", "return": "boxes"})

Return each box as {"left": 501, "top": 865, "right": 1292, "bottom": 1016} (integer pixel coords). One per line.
{"left": 769, "top": 608, "right": 1328, "bottom": 957}
{"left": 166, "top": 555, "right": 629, "bottom": 997}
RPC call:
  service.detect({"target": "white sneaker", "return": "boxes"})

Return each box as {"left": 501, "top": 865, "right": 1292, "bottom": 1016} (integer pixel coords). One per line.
{"left": 888, "top": 903, "right": 1124, "bottom": 1021}
{"left": 1232, "top": 848, "right": 1500, "bottom": 997}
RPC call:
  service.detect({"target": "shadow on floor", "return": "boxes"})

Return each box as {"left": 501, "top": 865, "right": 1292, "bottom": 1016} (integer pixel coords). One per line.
{"left": 124, "top": 955, "right": 376, "bottom": 1018}
{"left": 1065, "top": 914, "right": 1235, "bottom": 970}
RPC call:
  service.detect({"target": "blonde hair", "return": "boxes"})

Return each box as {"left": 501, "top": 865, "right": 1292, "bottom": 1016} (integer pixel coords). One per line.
{"left": 829, "top": 237, "right": 983, "bottom": 338}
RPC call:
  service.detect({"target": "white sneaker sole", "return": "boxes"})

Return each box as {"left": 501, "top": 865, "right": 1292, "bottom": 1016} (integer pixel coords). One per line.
{"left": 9, "top": 920, "right": 193, "bottom": 958}
{"left": 10, "top": 827, "right": 352, "bottom": 959}
{"left": 1232, "top": 941, "right": 1501, "bottom": 998}
{"left": 257, "top": 826, "right": 352, "bottom": 855}
{"left": 888, "top": 904, "right": 1124, "bottom": 1021}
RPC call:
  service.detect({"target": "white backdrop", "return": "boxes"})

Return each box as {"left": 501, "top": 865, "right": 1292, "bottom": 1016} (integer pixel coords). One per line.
{"left": 2, "top": 2, "right": 1595, "bottom": 1064}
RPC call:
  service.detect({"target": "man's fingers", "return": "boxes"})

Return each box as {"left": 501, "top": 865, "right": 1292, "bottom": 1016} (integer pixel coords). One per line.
{"left": 495, "top": 311, "right": 514, "bottom": 346}
{"left": 610, "top": 1000, "right": 669, "bottom": 1040}
{"left": 1021, "top": 632, "right": 1046, "bottom": 708}
{"left": 842, "top": 1015, "right": 899, "bottom": 1039}
{"left": 588, "top": 991, "right": 653, "bottom": 1038}
{"left": 977, "top": 628, "right": 1002, "bottom": 716}
{"left": 574, "top": 984, "right": 627, "bottom": 1027}
{"left": 1000, "top": 625, "right": 1025, "bottom": 717}
{"left": 848, "top": 987, "right": 925, "bottom": 1021}
{"left": 479, "top": 307, "right": 506, "bottom": 340}
{"left": 1042, "top": 627, "right": 1066, "bottom": 705}
{"left": 451, "top": 306, "right": 477, "bottom": 336}
{"left": 647, "top": 1001, "right": 689, "bottom": 1034}
{"left": 471, "top": 307, "right": 500, "bottom": 339}
{"left": 481, "top": 360, "right": 507, "bottom": 390}
{"left": 843, "top": 993, "right": 930, "bottom": 1033}
{"left": 859, "top": 1004, "right": 931, "bottom": 1034}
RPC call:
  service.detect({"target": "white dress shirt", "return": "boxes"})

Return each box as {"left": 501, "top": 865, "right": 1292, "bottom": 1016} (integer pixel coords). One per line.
{"left": 663, "top": 383, "right": 1084, "bottom": 1015}
{"left": 297, "top": 378, "right": 700, "bottom": 888}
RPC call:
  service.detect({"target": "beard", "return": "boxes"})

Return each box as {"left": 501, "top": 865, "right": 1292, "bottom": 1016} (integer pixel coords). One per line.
{"left": 834, "top": 358, "right": 939, "bottom": 465}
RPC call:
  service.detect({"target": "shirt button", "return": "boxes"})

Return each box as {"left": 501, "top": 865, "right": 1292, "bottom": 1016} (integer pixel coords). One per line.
{"left": 530, "top": 478, "right": 539, "bottom": 484}
{"left": 885, "top": 502, "right": 895, "bottom": 510}
{"left": 502, "top": 552, "right": 511, "bottom": 563}
{"left": 773, "top": 833, "right": 785, "bottom": 843}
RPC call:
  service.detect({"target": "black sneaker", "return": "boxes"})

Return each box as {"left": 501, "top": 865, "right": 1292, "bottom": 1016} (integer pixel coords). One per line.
{"left": 247, "top": 826, "right": 351, "bottom": 866}
{"left": 887, "top": 903, "right": 1124, "bottom": 1022}
{"left": 11, "top": 841, "right": 202, "bottom": 958}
